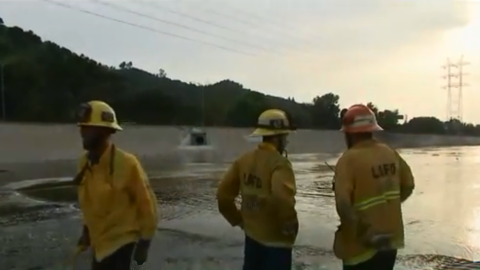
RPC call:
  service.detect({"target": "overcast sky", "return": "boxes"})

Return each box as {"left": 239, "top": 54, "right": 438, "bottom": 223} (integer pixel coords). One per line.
{"left": 1, "top": 0, "right": 480, "bottom": 122}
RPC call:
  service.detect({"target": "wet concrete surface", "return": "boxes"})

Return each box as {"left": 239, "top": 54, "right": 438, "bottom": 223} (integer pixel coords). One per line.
{"left": 1, "top": 146, "right": 480, "bottom": 269}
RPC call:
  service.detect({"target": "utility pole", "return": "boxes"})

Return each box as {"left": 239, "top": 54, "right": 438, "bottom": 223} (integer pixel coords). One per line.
{"left": 201, "top": 87, "right": 205, "bottom": 127}
{"left": 442, "top": 56, "right": 469, "bottom": 122}
{"left": 0, "top": 63, "right": 5, "bottom": 121}
{"left": 442, "top": 58, "right": 453, "bottom": 121}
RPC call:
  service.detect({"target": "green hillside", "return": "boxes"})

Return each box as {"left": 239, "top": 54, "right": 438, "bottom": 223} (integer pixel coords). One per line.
{"left": 0, "top": 23, "right": 317, "bottom": 127}
{"left": 1, "top": 23, "right": 480, "bottom": 135}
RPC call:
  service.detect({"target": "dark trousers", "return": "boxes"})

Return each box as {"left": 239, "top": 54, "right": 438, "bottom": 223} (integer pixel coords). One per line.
{"left": 242, "top": 235, "right": 293, "bottom": 270}
{"left": 92, "top": 242, "right": 136, "bottom": 270}
{"left": 343, "top": 249, "right": 397, "bottom": 270}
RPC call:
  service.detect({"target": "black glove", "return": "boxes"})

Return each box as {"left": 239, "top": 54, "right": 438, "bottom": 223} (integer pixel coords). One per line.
{"left": 282, "top": 221, "right": 299, "bottom": 236}
{"left": 366, "top": 234, "right": 393, "bottom": 250}
{"left": 133, "top": 240, "right": 150, "bottom": 265}
{"left": 76, "top": 226, "right": 90, "bottom": 252}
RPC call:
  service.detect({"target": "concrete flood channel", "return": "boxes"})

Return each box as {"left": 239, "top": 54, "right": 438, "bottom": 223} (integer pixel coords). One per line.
{"left": 1, "top": 147, "right": 480, "bottom": 269}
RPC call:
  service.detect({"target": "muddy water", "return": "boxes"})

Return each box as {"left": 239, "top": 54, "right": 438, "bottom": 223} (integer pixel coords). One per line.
{"left": 1, "top": 147, "right": 480, "bottom": 270}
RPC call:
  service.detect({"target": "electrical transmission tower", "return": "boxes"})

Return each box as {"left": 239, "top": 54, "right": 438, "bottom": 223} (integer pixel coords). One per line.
{"left": 442, "top": 56, "right": 469, "bottom": 122}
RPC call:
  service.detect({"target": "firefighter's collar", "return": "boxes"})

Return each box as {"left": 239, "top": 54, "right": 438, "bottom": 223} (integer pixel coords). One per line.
{"left": 352, "top": 138, "right": 378, "bottom": 148}
{"left": 258, "top": 142, "right": 277, "bottom": 152}
{"left": 87, "top": 142, "right": 113, "bottom": 165}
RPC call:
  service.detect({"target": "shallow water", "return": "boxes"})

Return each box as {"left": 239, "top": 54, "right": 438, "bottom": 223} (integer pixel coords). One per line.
{"left": 1, "top": 146, "right": 480, "bottom": 269}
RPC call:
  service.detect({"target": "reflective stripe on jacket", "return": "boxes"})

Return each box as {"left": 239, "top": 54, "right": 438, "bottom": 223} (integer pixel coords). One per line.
{"left": 333, "top": 139, "right": 413, "bottom": 265}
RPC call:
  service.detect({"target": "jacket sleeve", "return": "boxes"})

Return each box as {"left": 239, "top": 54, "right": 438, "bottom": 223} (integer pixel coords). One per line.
{"left": 271, "top": 159, "right": 298, "bottom": 226}
{"left": 395, "top": 151, "right": 415, "bottom": 201}
{"left": 216, "top": 160, "right": 242, "bottom": 227}
{"left": 334, "top": 153, "right": 355, "bottom": 222}
{"left": 76, "top": 154, "right": 87, "bottom": 225}
{"left": 128, "top": 156, "right": 158, "bottom": 239}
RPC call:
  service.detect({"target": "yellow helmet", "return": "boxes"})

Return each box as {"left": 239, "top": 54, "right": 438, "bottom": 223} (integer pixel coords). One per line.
{"left": 249, "top": 109, "right": 296, "bottom": 137}
{"left": 77, "top": 100, "right": 122, "bottom": 131}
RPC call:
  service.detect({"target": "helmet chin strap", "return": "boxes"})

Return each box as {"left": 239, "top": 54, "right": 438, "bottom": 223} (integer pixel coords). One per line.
{"left": 345, "top": 133, "right": 353, "bottom": 149}
{"left": 273, "top": 135, "right": 289, "bottom": 158}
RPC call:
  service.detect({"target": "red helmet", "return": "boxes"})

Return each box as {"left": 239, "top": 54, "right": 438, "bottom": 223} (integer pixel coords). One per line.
{"left": 340, "top": 104, "right": 383, "bottom": 133}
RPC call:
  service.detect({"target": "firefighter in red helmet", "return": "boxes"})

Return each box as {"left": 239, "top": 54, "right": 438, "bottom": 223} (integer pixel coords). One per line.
{"left": 333, "top": 104, "right": 415, "bottom": 270}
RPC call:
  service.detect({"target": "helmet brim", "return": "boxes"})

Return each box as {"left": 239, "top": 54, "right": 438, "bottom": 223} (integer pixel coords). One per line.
{"left": 249, "top": 128, "right": 294, "bottom": 137}
{"left": 78, "top": 122, "right": 123, "bottom": 131}
{"left": 340, "top": 124, "right": 383, "bottom": 133}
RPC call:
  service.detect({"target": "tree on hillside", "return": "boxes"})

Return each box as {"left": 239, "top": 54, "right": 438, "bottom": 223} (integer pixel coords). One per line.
{"left": 367, "top": 102, "right": 378, "bottom": 115}
{"left": 157, "top": 68, "right": 167, "bottom": 78}
{"left": 365, "top": 102, "right": 401, "bottom": 130}
{"left": 225, "top": 91, "right": 269, "bottom": 127}
{"left": 119, "top": 61, "right": 133, "bottom": 69}
{"left": 401, "top": 117, "right": 445, "bottom": 134}
{"left": 445, "top": 119, "right": 465, "bottom": 135}
{"left": 0, "top": 18, "right": 4, "bottom": 25}
{"left": 115, "top": 88, "right": 176, "bottom": 124}
{"left": 309, "top": 93, "right": 341, "bottom": 129}
{"left": 377, "top": 109, "right": 401, "bottom": 130}
{"left": 462, "top": 123, "right": 480, "bottom": 136}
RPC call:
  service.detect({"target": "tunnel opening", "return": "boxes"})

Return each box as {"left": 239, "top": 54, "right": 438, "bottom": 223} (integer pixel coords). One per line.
{"left": 189, "top": 132, "right": 209, "bottom": 146}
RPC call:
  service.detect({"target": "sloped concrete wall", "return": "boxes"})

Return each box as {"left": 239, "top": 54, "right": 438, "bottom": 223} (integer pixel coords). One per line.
{"left": 0, "top": 123, "right": 479, "bottom": 163}
{"left": 0, "top": 123, "right": 479, "bottom": 180}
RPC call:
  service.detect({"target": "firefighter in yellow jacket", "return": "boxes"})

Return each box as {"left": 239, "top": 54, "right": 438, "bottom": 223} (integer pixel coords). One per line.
{"left": 333, "top": 104, "right": 415, "bottom": 270}
{"left": 217, "top": 109, "right": 298, "bottom": 270}
{"left": 73, "top": 100, "right": 158, "bottom": 270}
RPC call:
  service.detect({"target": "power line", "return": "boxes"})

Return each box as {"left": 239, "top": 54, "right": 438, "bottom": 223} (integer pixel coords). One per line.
{"left": 135, "top": 0, "right": 247, "bottom": 36}
{"left": 40, "top": 0, "right": 255, "bottom": 56}
{"left": 134, "top": 0, "right": 270, "bottom": 45}
{"left": 222, "top": 6, "right": 287, "bottom": 27}
{"left": 442, "top": 56, "right": 469, "bottom": 122}
{"left": 134, "top": 0, "right": 297, "bottom": 53}
{"left": 202, "top": 8, "right": 313, "bottom": 50}
{"left": 204, "top": 9, "right": 315, "bottom": 54}
{"left": 210, "top": 3, "right": 323, "bottom": 46}
{"left": 90, "top": 0, "right": 277, "bottom": 55}
{"left": 206, "top": 9, "right": 266, "bottom": 29}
